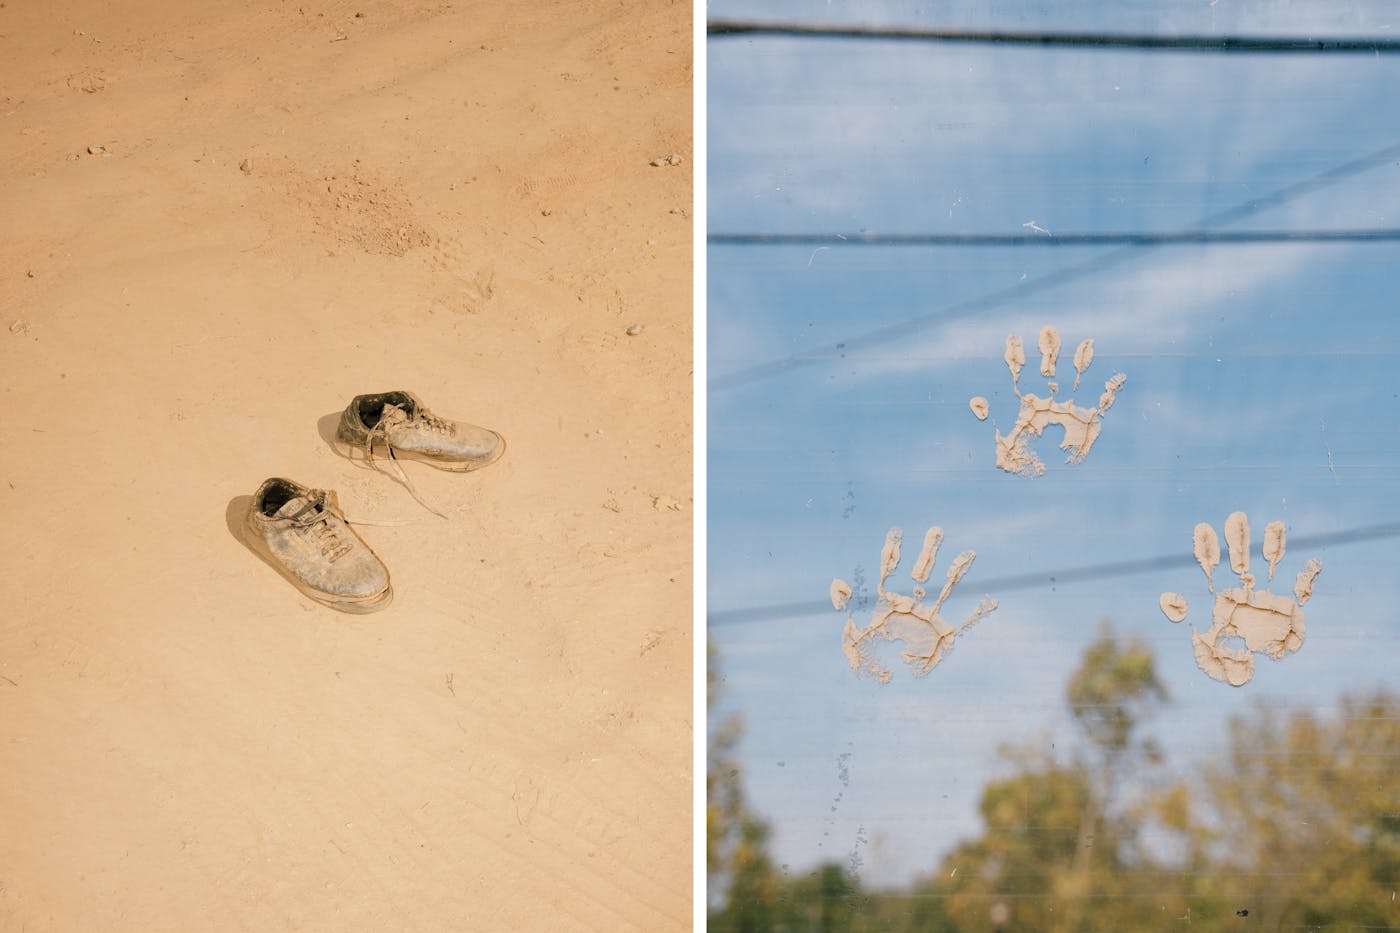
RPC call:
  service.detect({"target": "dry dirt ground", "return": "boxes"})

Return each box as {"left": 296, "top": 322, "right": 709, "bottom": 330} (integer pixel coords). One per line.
{"left": 0, "top": 0, "right": 692, "bottom": 928}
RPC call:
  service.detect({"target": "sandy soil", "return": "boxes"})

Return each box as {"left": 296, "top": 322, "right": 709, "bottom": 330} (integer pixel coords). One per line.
{"left": 0, "top": 1, "right": 692, "bottom": 928}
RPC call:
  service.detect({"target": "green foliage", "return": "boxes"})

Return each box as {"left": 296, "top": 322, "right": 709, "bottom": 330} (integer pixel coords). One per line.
{"left": 1154, "top": 690, "right": 1400, "bottom": 926}
{"left": 709, "top": 646, "right": 789, "bottom": 930}
{"left": 1065, "top": 623, "right": 1167, "bottom": 756}
{"left": 708, "top": 630, "right": 1400, "bottom": 930}
{"left": 935, "top": 762, "right": 1098, "bottom": 931}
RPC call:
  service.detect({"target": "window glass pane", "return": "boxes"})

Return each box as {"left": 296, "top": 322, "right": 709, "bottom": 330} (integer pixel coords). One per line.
{"left": 709, "top": 3, "right": 1400, "bottom": 926}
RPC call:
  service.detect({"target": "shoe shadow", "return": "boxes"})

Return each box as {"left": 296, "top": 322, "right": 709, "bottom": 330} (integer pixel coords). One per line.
{"left": 225, "top": 494, "right": 292, "bottom": 588}
{"left": 225, "top": 495, "right": 253, "bottom": 545}
{"left": 317, "top": 411, "right": 371, "bottom": 469}
{"left": 317, "top": 412, "right": 348, "bottom": 457}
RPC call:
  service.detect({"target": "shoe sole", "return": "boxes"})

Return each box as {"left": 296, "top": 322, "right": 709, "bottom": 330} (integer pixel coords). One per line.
{"left": 337, "top": 432, "right": 507, "bottom": 473}
{"left": 239, "top": 515, "right": 394, "bottom": 614}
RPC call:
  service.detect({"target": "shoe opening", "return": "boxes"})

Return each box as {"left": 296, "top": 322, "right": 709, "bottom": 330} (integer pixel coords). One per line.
{"left": 358, "top": 391, "right": 414, "bottom": 429}
{"left": 259, "top": 478, "right": 302, "bottom": 516}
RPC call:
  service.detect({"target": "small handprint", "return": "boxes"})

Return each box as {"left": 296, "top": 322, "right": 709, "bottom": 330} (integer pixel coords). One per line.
{"left": 1159, "top": 512, "right": 1323, "bottom": 686}
{"left": 831, "top": 525, "right": 997, "bottom": 683}
{"left": 969, "top": 325, "right": 1127, "bottom": 476}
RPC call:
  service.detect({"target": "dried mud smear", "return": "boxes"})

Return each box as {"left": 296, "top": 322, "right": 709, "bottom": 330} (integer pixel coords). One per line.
{"left": 832, "top": 525, "right": 996, "bottom": 683}
{"left": 973, "top": 325, "right": 1127, "bottom": 476}
{"left": 1160, "top": 513, "right": 1322, "bottom": 686}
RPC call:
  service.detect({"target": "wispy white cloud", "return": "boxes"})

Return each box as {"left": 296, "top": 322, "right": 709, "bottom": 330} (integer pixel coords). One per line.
{"left": 711, "top": 30, "right": 1390, "bottom": 230}
{"left": 823, "top": 241, "right": 1322, "bottom": 381}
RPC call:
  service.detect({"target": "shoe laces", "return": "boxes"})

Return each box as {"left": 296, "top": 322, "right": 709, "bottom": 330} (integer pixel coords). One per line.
{"left": 362, "top": 404, "right": 448, "bottom": 520}
{"left": 287, "top": 493, "right": 354, "bottom": 561}
{"left": 418, "top": 407, "right": 456, "bottom": 435}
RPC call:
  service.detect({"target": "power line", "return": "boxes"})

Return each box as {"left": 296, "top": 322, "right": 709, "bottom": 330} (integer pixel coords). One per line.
{"left": 709, "top": 139, "right": 1400, "bottom": 393}
{"left": 708, "top": 521, "right": 1400, "bottom": 627}
{"left": 708, "top": 19, "right": 1400, "bottom": 53}
{"left": 709, "top": 229, "right": 1400, "bottom": 248}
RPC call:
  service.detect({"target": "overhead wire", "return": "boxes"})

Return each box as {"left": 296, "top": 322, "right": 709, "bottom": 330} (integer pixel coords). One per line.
{"left": 708, "top": 521, "right": 1400, "bottom": 627}
{"left": 708, "top": 19, "right": 1400, "bottom": 54}
{"left": 709, "top": 139, "right": 1400, "bottom": 392}
{"left": 709, "top": 229, "right": 1400, "bottom": 247}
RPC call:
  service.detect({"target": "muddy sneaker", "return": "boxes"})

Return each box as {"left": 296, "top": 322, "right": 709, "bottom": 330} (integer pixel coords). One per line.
{"left": 337, "top": 390, "right": 505, "bottom": 473}
{"left": 243, "top": 477, "right": 393, "bottom": 614}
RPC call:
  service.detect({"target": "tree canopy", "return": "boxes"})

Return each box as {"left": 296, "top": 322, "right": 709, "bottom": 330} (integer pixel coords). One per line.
{"left": 709, "top": 628, "right": 1400, "bottom": 930}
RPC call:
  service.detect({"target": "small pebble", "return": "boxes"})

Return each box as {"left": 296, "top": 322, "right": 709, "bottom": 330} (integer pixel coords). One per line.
{"left": 87, "top": 144, "right": 105, "bottom": 155}
{"left": 238, "top": 158, "right": 252, "bottom": 174}
{"left": 626, "top": 324, "right": 642, "bottom": 336}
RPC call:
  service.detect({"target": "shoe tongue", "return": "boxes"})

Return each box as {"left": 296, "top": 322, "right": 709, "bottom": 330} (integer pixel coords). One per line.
{"left": 379, "top": 404, "right": 410, "bottom": 428}
{"left": 274, "top": 495, "right": 322, "bottom": 522}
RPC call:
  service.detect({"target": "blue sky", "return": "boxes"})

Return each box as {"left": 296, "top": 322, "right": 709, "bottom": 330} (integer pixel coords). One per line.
{"left": 708, "top": 1, "right": 1400, "bottom": 889}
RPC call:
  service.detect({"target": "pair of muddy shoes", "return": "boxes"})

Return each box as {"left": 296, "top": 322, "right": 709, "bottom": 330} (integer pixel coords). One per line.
{"left": 243, "top": 391, "right": 504, "bottom": 614}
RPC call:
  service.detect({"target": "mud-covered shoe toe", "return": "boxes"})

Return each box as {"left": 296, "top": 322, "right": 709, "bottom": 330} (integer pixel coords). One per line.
{"left": 390, "top": 417, "right": 505, "bottom": 471}
{"left": 297, "top": 546, "right": 391, "bottom": 602}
